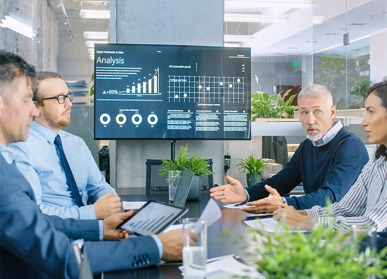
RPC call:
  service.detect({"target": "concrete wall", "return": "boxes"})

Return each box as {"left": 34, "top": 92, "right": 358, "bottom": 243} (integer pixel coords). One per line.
{"left": 0, "top": 0, "right": 58, "bottom": 71}
{"left": 115, "top": 0, "right": 226, "bottom": 189}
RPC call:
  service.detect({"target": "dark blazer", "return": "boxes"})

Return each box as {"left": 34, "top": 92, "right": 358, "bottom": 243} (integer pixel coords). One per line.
{"left": 0, "top": 154, "right": 160, "bottom": 279}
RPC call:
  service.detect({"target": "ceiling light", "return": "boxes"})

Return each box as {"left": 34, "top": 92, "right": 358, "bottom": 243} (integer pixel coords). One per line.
{"left": 305, "top": 40, "right": 317, "bottom": 43}
{"left": 273, "top": 53, "right": 285, "bottom": 55}
{"left": 324, "top": 33, "right": 339, "bottom": 35}
{"left": 80, "top": 9, "right": 110, "bottom": 19}
{"left": 225, "top": 0, "right": 314, "bottom": 9}
{"left": 84, "top": 31, "right": 108, "bottom": 39}
{"left": 224, "top": 13, "right": 288, "bottom": 23}
{"left": 224, "top": 35, "right": 253, "bottom": 42}
{"left": 85, "top": 40, "right": 108, "bottom": 48}
{"left": 89, "top": 54, "right": 95, "bottom": 60}
{"left": 349, "top": 23, "right": 366, "bottom": 26}
{"left": 0, "top": 15, "right": 36, "bottom": 38}
{"left": 224, "top": 43, "right": 241, "bottom": 47}
{"left": 312, "top": 16, "right": 324, "bottom": 24}
{"left": 287, "top": 47, "right": 299, "bottom": 49}
{"left": 87, "top": 48, "right": 95, "bottom": 55}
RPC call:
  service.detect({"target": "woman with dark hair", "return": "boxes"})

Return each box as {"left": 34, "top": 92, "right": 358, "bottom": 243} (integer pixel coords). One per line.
{"left": 274, "top": 81, "right": 387, "bottom": 233}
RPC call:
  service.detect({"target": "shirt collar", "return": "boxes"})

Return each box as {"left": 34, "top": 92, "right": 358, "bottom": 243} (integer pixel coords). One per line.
{"left": 311, "top": 120, "right": 343, "bottom": 147}
{"left": 0, "top": 142, "right": 16, "bottom": 164}
{"left": 31, "top": 121, "right": 67, "bottom": 144}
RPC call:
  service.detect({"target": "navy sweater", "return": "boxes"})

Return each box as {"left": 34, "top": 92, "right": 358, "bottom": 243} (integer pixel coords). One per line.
{"left": 246, "top": 127, "right": 369, "bottom": 210}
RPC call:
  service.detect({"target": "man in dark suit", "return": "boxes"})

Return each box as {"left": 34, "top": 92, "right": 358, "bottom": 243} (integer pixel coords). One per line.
{"left": 0, "top": 51, "right": 193, "bottom": 278}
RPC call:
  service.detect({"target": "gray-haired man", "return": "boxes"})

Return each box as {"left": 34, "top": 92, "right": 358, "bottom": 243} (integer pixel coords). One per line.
{"left": 211, "top": 84, "right": 369, "bottom": 213}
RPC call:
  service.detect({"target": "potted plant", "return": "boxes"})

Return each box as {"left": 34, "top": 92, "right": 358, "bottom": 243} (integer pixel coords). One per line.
{"left": 159, "top": 144, "right": 213, "bottom": 199}
{"left": 236, "top": 155, "right": 268, "bottom": 186}
{"left": 251, "top": 76, "right": 298, "bottom": 121}
{"left": 246, "top": 223, "right": 387, "bottom": 278}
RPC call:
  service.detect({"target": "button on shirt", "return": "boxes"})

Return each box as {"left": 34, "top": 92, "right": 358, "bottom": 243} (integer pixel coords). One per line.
{"left": 11, "top": 121, "right": 118, "bottom": 219}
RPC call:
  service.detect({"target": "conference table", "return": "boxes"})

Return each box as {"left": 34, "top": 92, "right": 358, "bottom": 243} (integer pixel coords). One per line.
{"left": 104, "top": 190, "right": 264, "bottom": 279}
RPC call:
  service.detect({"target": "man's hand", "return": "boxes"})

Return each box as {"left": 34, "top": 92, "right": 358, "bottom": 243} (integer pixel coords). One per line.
{"left": 157, "top": 230, "right": 197, "bottom": 262}
{"left": 273, "top": 204, "right": 316, "bottom": 230}
{"left": 102, "top": 210, "right": 132, "bottom": 240}
{"left": 210, "top": 176, "right": 248, "bottom": 203}
{"left": 242, "top": 185, "right": 283, "bottom": 214}
{"left": 94, "top": 193, "right": 122, "bottom": 219}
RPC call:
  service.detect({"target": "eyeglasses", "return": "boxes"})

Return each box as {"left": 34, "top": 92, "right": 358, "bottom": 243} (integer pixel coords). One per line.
{"left": 42, "top": 93, "right": 73, "bottom": 104}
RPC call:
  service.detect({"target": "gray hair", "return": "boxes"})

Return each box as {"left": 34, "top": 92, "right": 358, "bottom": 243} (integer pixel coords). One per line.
{"left": 298, "top": 84, "right": 333, "bottom": 107}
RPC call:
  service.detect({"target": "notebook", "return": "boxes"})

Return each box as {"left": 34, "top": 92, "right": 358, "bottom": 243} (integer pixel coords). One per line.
{"left": 172, "top": 168, "right": 195, "bottom": 208}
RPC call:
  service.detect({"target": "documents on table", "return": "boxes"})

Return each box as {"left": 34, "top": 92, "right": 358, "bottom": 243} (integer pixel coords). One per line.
{"left": 122, "top": 201, "right": 147, "bottom": 211}
{"left": 223, "top": 203, "right": 254, "bottom": 209}
{"left": 163, "top": 198, "right": 222, "bottom": 233}
{"left": 179, "top": 255, "right": 264, "bottom": 279}
{"left": 244, "top": 218, "right": 307, "bottom": 233}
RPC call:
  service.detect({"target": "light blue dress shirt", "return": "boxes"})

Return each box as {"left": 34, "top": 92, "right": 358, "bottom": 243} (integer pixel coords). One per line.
{"left": 11, "top": 121, "right": 118, "bottom": 219}
{"left": 3, "top": 140, "right": 162, "bottom": 251}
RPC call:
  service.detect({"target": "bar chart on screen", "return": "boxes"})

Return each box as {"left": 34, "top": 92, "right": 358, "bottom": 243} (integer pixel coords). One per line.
{"left": 168, "top": 75, "right": 245, "bottom": 103}
{"left": 117, "top": 68, "right": 160, "bottom": 96}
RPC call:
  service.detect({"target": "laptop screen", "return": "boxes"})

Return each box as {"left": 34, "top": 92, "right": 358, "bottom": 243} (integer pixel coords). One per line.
{"left": 173, "top": 169, "right": 194, "bottom": 208}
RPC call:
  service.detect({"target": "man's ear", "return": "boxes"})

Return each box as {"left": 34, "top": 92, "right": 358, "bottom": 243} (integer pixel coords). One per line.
{"left": 0, "top": 95, "right": 4, "bottom": 119}
{"left": 330, "top": 105, "right": 336, "bottom": 120}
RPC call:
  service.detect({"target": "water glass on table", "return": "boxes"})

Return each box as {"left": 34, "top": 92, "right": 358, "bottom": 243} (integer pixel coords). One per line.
{"left": 182, "top": 217, "right": 207, "bottom": 279}
{"left": 169, "top": 170, "right": 181, "bottom": 202}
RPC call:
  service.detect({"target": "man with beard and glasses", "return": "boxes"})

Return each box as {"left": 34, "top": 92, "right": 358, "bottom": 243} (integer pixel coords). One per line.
{"left": 11, "top": 71, "right": 120, "bottom": 220}
{"left": 211, "top": 84, "right": 369, "bottom": 212}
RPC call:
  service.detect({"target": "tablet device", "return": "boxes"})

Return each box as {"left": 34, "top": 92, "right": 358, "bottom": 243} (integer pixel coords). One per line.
{"left": 173, "top": 168, "right": 195, "bottom": 208}
{"left": 117, "top": 200, "right": 188, "bottom": 235}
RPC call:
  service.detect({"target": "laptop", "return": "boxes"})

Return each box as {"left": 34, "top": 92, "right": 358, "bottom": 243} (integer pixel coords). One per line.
{"left": 172, "top": 168, "right": 195, "bottom": 208}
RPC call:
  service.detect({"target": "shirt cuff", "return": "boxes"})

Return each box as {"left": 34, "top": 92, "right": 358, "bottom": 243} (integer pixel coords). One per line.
{"left": 98, "top": 220, "right": 103, "bottom": 241}
{"left": 151, "top": 235, "right": 163, "bottom": 258}
{"left": 282, "top": 197, "right": 287, "bottom": 204}
{"left": 79, "top": 204, "right": 97, "bottom": 219}
{"left": 244, "top": 189, "right": 250, "bottom": 202}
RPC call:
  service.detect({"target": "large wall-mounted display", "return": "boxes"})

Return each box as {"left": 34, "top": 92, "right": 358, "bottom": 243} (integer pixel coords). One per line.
{"left": 94, "top": 44, "right": 251, "bottom": 140}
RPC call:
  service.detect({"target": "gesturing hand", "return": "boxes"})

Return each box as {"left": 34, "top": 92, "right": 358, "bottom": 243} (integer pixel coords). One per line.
{"left": 210, "top": 175, "right": 248, "bottom": 203}
{"left": 102, "top": 210, "right": 132, "bottom": 240}
{"left": 94, "top": 193, "right": 122, "bottom": 219}
{"left": 242, "top": 185, "right": 283, "bottom": 214}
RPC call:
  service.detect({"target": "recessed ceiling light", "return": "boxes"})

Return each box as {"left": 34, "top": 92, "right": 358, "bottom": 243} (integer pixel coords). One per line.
{"left": 350, "top": 23, "right": 366, "bottom": 26}
{"left": 224, "top": 13, "right": 288, "bottom": 23}
{"left": 84, "top": 31, "right": 108, "bottom": 39}
{"left": 305, "top": 40, "right": 317, "bottom": 43}
{"left": 85, "top": 40, "right": 108, "bottom": 48}
{"left": 80, "top": 9, "right": 110, "bottom": 19}
{"left": 324, "top": 33, "right": 339, "bottom": 35}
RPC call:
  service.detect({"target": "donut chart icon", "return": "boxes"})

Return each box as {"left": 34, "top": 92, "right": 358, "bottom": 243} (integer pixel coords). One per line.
{"left": 147, "top": 114, "right": 158, "bottom": 125}
{"left": 132, "top": 114, "right": 142, "bottom": 125}
{"left": 116, "top": 114, "right": 127, "bottom": 125}
{"left": 100, "top": 113, "right": 111, "bottom": 125}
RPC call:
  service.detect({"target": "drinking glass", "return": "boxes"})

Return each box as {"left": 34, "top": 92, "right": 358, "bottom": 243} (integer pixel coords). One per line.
{"left": 168, "top": 170, "right": 181, "bottom": 202}
{"left": 182, "top": 217, "right": 207, "bottom": 279}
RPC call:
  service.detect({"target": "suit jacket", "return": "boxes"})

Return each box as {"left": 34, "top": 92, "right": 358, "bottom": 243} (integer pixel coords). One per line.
{"left": 0, "top": 154, "right": 160, "bottom": 279}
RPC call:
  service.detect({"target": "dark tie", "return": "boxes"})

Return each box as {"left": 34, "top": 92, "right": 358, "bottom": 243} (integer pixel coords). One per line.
{"left": 54, "top": 135, "right": 84, "bottom": 207}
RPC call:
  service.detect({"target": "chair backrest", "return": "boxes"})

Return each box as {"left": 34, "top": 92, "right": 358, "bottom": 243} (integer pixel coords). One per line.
{"left": 145, "top": 159, "right": 214, "bottom": 195}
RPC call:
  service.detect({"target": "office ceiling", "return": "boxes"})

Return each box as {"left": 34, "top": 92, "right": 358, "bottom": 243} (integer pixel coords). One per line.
{"left": 48, "top": 0, "right": 386, "bottom": 59}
